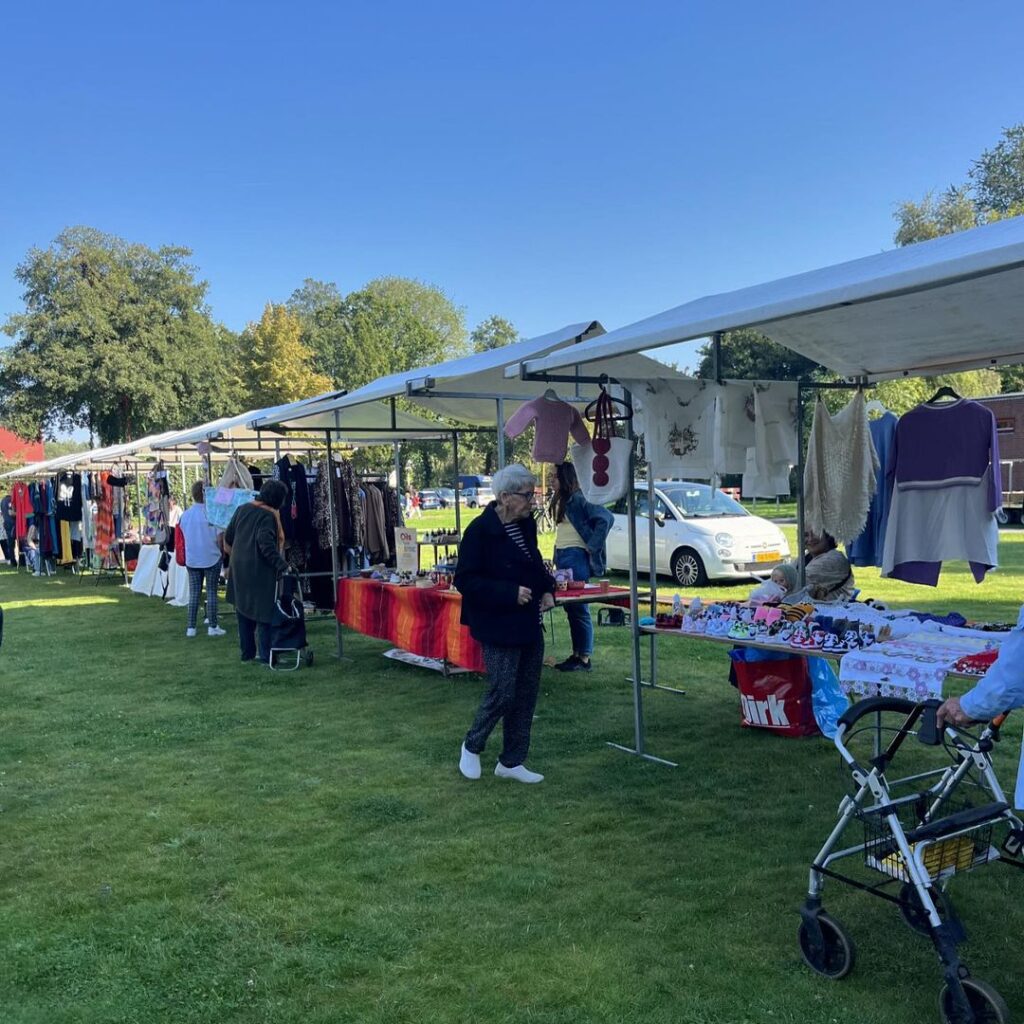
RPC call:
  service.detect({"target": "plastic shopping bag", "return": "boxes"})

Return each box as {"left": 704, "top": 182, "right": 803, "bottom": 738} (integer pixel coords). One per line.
{"left": 806, "top": 655, "right": 849, "bottom": 740}
{"left": 729, "top": 648, "right": 820, "bottom": 738}
{"left": 204, "top": 485, "right": 257, "bottom": 530}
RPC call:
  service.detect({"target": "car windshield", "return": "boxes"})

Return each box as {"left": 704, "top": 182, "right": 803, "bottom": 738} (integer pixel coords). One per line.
{"left": 660, "top": 484, "right": 749, "bottom": 519}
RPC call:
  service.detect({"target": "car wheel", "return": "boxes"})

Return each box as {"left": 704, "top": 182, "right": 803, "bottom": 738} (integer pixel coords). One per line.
{"left": 670, "top": 548, "right": 707, "bottom": 587}
{"left": 469, "top": 501, "right": 477, "bottom": 509}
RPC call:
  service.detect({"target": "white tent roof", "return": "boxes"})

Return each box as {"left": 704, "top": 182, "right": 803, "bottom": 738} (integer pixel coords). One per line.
{"left": 510, "top": 216, "right": 1024, "bottom": 382}
{"left": 1, "top": 431, "right": 187, "bottom": 478}
{"left": 268, "top": 321, "right": 688, "bottom": 428}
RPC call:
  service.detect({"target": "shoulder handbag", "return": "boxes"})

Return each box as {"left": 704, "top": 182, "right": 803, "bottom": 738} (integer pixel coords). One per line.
{"left": 174, "top": 524, "right": 187, "bottom": 566}
{"left": 571, "top": 389, "right": 632, "bottom": 504}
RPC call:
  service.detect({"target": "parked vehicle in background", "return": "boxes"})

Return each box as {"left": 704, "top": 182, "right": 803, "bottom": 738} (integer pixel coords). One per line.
{"left": 457, "top": 474, "right": 492, "bottom": 491}
{"left": 463, "top": 486, "right": 494, "bottom": 509}
{"left": 435, "top": 488, "right": 463, "bottom": 508}
{"left": 418, "top": 490, "right": 442, "bottom": 511}
{"left": 605, "top": 480, "right": 791, "bottom": 586}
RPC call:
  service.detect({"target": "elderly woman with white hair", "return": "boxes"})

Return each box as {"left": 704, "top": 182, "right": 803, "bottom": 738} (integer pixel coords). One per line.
{"left": 455, "top": 463, "right": 556, "bottom": 784}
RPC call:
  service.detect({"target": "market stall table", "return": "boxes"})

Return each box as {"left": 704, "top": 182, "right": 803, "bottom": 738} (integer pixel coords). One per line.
{"left": 336, "top": 577, "right": 644, "bottom": 673}
{"left": 129, "top": 544, "right": 190, "bottom": 607}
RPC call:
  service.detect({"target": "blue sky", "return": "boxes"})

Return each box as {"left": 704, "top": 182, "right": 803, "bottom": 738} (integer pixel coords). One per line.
{"left": 1, "top": 1, "right": 1023, "bottom": 374}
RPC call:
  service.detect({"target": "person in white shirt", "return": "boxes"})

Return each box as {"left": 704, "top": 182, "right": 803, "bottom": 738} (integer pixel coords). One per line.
{"left": 179, "top": 481, "right": 225, "bottom": 638}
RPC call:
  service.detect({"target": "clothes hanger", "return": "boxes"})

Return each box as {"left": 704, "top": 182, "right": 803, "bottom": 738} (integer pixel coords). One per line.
{"left": 541, "top": 388, "right": 561, "bottom": 402}
{"left": 584, "top": 384, "right": 633, "bottom": 423}
{"left": 925, "top": 384, "right": 961, "bottom": 405}
{"left": 863, "top": 396, "right": 889, "bottom": 417}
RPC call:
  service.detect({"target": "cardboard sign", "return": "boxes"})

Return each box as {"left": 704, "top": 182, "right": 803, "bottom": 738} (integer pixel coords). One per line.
{"left": 394, "top": 527, "right": 419, "bottom": 574}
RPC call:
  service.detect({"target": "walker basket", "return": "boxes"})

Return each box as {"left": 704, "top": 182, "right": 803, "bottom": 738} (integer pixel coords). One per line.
{"left": 860, "top": 792, "right": 999, "bottom": 883}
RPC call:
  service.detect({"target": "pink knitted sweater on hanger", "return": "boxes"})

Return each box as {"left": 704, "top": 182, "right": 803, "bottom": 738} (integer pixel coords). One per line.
{"left": 504, "top": 396, "right": 591, "bottom": 464}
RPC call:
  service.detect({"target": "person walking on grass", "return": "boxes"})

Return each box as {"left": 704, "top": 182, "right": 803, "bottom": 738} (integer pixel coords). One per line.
{"left": 179, "top": 481, "right": 225, "bottom": 639}
{"left": 455, "top": 464, "right": 555, "bottom": 784}
{"left": 549, "top": 461, "right": 613, "bottom": 672}
{"left": 223, "top": 480, "right": 290, "bottom": 665}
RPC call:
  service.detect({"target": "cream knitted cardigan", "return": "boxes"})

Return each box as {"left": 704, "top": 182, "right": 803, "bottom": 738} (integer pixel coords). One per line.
{"left": 803, "top": 395, "right": 879, "bottom": 545}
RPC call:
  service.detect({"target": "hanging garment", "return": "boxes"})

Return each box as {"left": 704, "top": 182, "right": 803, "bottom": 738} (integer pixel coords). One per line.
{"left": 882, "top": 399, "right": 1001, "bottom": 586}
{"left": 82, "top": 474, "right": 96, "bottom": 549}
{"left": 94, "top": 472, "right": 115, "bottom": 562}
{"left": 847, "top": 412, "right": 899, "bottom": 568}
{"left": 712, "top": 380, "right": 757, "bottom": 476}
{"left": 803, "top": 395, "right": 879, "bottom": 545}
{"left": 56, "top": 472, "right": 83, "bottom": 521}
{"left": 58, "top": 520, "right": 74, "bottom": 564}
{"left": 363, "top": 484, "right": 390, "bottom": 561}
{"left": 623, "top": 379, "right": 721, "bottom": 478}
{"left": 743, "top": 383, "right": 799, "bottom": 497}
{"left": 12, "top": 480, "right": 33, "bottom": 538}
{"left": 146, "top": 466, "right": 170, "bottom": 543}
{"left": 504, "top": 396, "right": 591, "bottom": 464}
{"left": 313, "top": 459, "right": 337, "bottom": 549}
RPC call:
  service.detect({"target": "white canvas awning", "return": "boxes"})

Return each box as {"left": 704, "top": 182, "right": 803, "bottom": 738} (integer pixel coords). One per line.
{"left": 267, "top": 321, "right": 689, "bottom": 429}
{"left": 509, "top": 217, "right": 1024, "bottom": 382}
{"left": 0, "top": 431, "right": 188, "bottom": 478}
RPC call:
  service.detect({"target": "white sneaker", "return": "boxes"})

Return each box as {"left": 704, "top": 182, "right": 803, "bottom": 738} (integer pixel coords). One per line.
{"left": 459, "top": 743, "right": 481, "bottom": 780}
{"left": 185, "top": 628, "right": 197, "bottom": 638}
{"left": 207, "top": 626, "right": 226, "bottom": 637}
{"left": 494, "top": 762, "right": 544, "bottom": 784}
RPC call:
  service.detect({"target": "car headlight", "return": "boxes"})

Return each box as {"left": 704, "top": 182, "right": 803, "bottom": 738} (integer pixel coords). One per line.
{"left": 715, "top": 532, "right": 734, "bottom": 546}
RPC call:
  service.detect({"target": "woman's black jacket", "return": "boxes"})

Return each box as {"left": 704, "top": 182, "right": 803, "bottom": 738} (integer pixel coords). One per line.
{"left": 454, "top": 503, "right": 555, "bottom": 647}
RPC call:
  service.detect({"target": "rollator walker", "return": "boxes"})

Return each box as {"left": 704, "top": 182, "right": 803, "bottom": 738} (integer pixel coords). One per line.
{"left": 799, "top": 697, "right": 1024, "bottom": 1024}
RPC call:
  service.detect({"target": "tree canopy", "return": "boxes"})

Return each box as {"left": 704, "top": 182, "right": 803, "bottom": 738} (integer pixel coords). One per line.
{"left": 471, "top": 314, "right": 519, "bottom": 352}
{"left": 235, "top": 303, "right": 333, "bottom": 409}
{"left": 0, "top": 227, "right": 240, "bottom": 444}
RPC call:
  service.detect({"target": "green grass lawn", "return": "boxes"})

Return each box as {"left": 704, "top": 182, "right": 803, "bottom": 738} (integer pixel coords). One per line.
{"left": 1, "top": 531, "right": 1022, "bottom": 1024}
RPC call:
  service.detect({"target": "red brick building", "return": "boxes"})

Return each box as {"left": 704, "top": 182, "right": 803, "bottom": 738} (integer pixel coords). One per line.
{"left": 0, "top": 427, "right": 44, "bottom": 465}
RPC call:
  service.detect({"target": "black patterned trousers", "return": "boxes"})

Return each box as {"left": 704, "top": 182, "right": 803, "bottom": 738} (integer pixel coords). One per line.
{"left": 187, "top": 563, "right": 221, "bottom": 630}
{"left": 464, "top": 637, "right": 545, "bottom": 768}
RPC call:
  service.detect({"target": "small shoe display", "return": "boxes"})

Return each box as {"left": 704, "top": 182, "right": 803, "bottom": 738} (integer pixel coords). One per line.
{"left": 842, "top": 630, "right": 861, "bottom": 650}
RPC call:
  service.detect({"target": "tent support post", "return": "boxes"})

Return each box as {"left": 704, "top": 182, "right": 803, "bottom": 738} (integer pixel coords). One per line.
{"left": 394, "top": 442, "right": 402, "bottom": 493}
{"left": 796, "top": 384, "right": 806, "bottom": 587}
{"left": 606, "top": 387, "right": 678, "bottom": 767}
{"left": 452, "top": 431, "right": 462, "bottom": 537}
{"left": 496, "top": 398, "right": 506, "bottom": 470}
{"left": 325, "top": 431, "right": 344, "bottom": 660}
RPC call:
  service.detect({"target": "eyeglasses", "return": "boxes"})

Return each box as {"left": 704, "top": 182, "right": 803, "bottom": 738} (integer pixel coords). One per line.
{"left": 510, "top": 491, "right": 535, "bottom": 500}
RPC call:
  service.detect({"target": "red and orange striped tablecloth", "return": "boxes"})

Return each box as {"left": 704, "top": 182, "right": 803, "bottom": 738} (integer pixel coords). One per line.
{"left": 336, "top": 579, "right": 640, "bottom": 673}
{"left": 336, "top": 578, "right": 486, "bottom": 671}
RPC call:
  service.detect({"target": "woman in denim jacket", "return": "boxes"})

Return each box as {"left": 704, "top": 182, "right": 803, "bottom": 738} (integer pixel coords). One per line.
{"left": 550, "top": 462, "right": 614, "bottom": 672}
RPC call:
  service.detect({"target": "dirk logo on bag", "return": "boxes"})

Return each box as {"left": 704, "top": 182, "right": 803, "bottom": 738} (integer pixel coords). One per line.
{"left": 740, "top": 693, "right": 791, "bottom": 728}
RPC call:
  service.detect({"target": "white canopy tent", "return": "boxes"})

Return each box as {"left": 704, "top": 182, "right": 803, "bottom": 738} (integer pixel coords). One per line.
{"left": 510, "top": 217, "right": 1024, "bottom": 382}
{"left": 1, "top": 431, "right": 188, "bottom": 479}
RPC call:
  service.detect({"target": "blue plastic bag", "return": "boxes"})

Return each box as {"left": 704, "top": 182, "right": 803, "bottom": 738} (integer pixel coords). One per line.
{"left": 806, "top": 655, "right": 849, "bottom": 739}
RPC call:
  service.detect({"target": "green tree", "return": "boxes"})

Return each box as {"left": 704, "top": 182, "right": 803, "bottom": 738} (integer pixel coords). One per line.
{"left": 471, "top": 314, "right": 518, "bottom": 352}
{"left": 43, "top": 439, "right": 91, "bottom": 459}
{"left": 694, "top": 327, "right": 822, "bottom": 381}
{"left": 893, "top": 186, "right": 978, "bottom": 246}
{"left": 293, "top": 277, "right": 468, "bottom": 391}
{"left": 0, "top": 226, "right": 241, "bottom": 444}
{"left": 235, "top": 303, "right": 333, "bottom": 409}
{"left": 969, "top": 124, "right": 1024, "bottom": 215}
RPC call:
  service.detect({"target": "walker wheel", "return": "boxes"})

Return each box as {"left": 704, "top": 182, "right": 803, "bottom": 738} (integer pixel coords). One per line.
{"left": 797, "top": 911, "right": 856, "bottom": 980}
{"left": 305, "top": 649, "right": 314, "bottom": 667}
{"left": 938, "top": 977, "right": 1010, "bottom": 1024}
{"left": 898, "top": 882, "right": 952, "bottom": 937}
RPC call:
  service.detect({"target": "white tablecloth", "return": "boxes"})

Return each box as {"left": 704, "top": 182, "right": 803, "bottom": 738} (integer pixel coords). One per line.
{"left": 130, "top": 546, "right": 190, "bottom": 607}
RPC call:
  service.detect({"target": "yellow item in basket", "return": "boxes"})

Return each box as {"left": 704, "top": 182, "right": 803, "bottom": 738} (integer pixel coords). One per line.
{"left": 878, "top": 835, "right": 977, "bottom": 881}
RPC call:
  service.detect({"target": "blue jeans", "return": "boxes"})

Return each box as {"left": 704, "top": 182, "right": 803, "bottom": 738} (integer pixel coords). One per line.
{"left": 554, "top": 546, "right": 594, "bottom": 658}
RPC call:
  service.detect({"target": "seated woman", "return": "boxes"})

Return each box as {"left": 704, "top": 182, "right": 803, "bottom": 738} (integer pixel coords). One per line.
{"left": 792, "top": 531, "right": 856, "bottom": 604}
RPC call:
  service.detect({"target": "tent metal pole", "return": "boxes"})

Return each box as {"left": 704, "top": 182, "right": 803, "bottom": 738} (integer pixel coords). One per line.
{"left": 607, "top": 386, "right": 677, "bottom": 767}
{"left": 394, "top": 442, "right": 402, "bottom": 492}
{"left": 325, "top": 430, "right": 344, "bottom": 659}
{"left": 796, "top": 385, "right": 806, "bottom": 586}
{"left": 496, "top": 398, "right": 506, "bottom": 470}
{"left": 452, "top": 431, "right": 462, "bottom": 536}
{"left": 647, "top": 473, "right": 658, "bottom": 686}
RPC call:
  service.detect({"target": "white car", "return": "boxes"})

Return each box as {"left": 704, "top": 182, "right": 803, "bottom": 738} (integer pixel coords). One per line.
{"left": 605, "top": 481, "right": 791, "bottom": 587}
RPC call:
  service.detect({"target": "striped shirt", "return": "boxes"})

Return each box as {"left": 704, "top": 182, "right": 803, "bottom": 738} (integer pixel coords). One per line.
{"left": 503, "top": 519, "right": 543, "bottom": 623}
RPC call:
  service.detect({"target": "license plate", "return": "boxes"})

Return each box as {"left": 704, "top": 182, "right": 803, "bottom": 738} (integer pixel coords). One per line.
{"left": 754, "top": 551, "right": 780, "bottom": 563}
